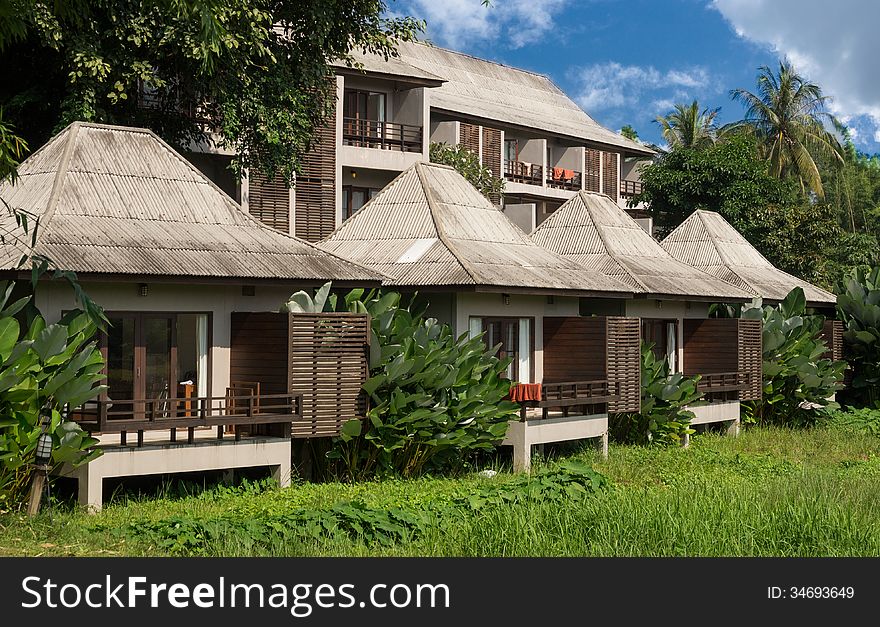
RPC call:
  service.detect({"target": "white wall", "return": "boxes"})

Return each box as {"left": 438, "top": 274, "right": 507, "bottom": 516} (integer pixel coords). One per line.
{"left": 454, "top": 292, "right": 579, "bottom": 383}
{"left": 35, "top": 281, "right": 304, "bottom": 399}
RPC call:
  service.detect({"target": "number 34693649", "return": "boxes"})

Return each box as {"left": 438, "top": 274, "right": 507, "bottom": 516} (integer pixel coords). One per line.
{"left": 768, "top": 586, "right": 855, "bottom": 599}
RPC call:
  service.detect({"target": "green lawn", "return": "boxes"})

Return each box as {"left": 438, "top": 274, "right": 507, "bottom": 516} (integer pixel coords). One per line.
{"left": 2, "top": 425, "right": 879, "bottom": 557}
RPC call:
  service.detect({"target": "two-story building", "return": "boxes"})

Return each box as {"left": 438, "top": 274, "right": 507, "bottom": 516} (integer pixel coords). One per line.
{"left": 177, "top": 42, "right": 653, "bottom": 241}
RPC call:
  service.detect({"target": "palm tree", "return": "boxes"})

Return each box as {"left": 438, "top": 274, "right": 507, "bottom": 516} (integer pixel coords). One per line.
{"left": 731, "top": 61, "right": 843, "bottom": 199}
{"left": 655, "top": 100, "right": 720, "bottom": 149}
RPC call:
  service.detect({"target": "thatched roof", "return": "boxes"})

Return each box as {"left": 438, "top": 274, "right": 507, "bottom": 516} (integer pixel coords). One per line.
{"left": 319, "top": 162, "right": 636, "bottom": 296}
{"left": 393, "top": 42, "right": 654, "bottom": 157}
{"left": 531, "top": 191, "right": 753, "bottom": 301}
{"left": 0, "top": 122, "right": 382, "bottom": 283}
{"left": 661, "top": 210, "right": 836, "bottom": 305}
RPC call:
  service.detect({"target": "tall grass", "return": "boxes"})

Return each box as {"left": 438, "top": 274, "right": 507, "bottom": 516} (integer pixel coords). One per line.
{"left": 1, "top": 425, "right": 879, "bottom": 557}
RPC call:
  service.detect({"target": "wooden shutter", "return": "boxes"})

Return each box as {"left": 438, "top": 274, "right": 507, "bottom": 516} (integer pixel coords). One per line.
{"left": 821, "top": 319, "right": 844, "bottom": 362}
{"left": 288, "top": 313, "right": 369, "bottom": 438}
{"left": 606, "top": 316, "right": 641, "bottom": 413}
{"left": 248, "top": 170, "right": 290, "bottom": 233}
{"left": 584, "top": 148, "right": 601, "bottom": 192}
{"left": 737, "top": 319, "right": 763, "bottom": 401}
{"left": 602, "top": 151, "right": 619, "bottom": 200}
{"left": 481, "top": 126, "right": 502, "bottom": 205}
{"left": 295, "top": 96, "right": 337, "bottom": 242}
{"left": 460, "top": 122, "right": 480, "bottom": 156}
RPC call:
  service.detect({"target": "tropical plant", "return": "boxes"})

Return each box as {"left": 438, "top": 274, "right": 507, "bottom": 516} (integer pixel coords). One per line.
{"left": 280, "top": 282, "right": 333, "bottom": 313}
{"left": 429, "top": 142, "right": 505, "bottom": 201}
{"left": 0, "top": 1, "right": 423, "bottom": 182}
{"left": 620, "top": 124, "right": 640, "bottom": 142}
{"left": 836, "top": 266, "right": 880, "bottom": 406}
{"left": 731, "top": 61, "right": 844, "bottom": 198}
{"left": 324, "top": 288, "right": 518, "bottom": 479}
{"left": 0, "top": 282, "right": 106, "bottom": 511}
{"left": 611, "top": 342, "right": 702, "bottom": 446}
{"left": 740, "top": 288, "right": 845, "bottom": 425}
{"left": 655, "top": 100, "right": 720, "bottom": 150}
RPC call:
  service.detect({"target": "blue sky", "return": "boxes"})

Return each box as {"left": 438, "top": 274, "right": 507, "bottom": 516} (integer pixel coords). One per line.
{"left": 393, "top": 0, "right": 880, "bottom": 153}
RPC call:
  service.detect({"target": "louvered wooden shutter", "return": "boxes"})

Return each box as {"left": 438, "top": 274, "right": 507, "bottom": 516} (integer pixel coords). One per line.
{"left": 481, "top": 126, "right": 502, "bottom": 205}
{"left": 249, "top": 171, "right": 290, "bottom": 233}
{"left": 737, "top": 319, "right": 763, "bottom": 401}
{"left": 295, "top": 92, "right": 337, "bottom": 242}
{"left": 606, "top": 316, "right": 641, "bottom": 413}
{"left": 584, "top": 148, "right": 601, "bottom": 192}
{"left": 460, "top": 122, "right": 480, "bottom": 156}
{"left": 602, "top": 151, "right": 619, "bottom": 200}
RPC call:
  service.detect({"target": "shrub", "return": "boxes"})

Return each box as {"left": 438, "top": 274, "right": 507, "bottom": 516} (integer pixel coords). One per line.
{"left": 836, "top": 266, "right": 880, "bottom": 406}
{"left": 611, "top": 342, "right": 702, "bottom": 445}
{"left": 429, "top": 142, "right": 504, "bottom": 201}
{"left": 741, "top": 288, "right": 845, "bottom": 425}
{"left": 0, "top": 282, "right": 105, "bottom": 511}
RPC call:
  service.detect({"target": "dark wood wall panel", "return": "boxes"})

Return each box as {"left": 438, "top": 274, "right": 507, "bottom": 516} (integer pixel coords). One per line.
{"left": 584, "top": 148, "right": 601, "bottom": 192}
{"left": 248, "top": 171, "right": 290, "bottom": 233}
{"left": 682, "top": 319, "right": 739, "bottom": 376}
{"left": 460, "top": 122, "right": 480, "bottom": 156}
{"left": 738, "top": 318, "right": 762, "bottom": 401}
{"left": 296, "top": 95, "right": 337, "bottom": 242}
{"left": 602, "top": 151, "right": 618, "bottom": 200}
{"left": 543, "top": 317, "right": 607, "bottom": 383}
{"left": 820, "top": 319, "right": 844, "bottom": 363}
{"left": 229, "top": 313, "right": 289, "bottom": 395}
{"left": 606, "top": 316, "right": 641, "bottom": 413}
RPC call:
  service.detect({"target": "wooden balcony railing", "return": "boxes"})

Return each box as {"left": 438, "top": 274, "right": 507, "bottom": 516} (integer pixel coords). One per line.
{"left": 70, "top": 391, "right": 302, "bottom": 447}
{"left": 516, "top": 380, "right": 620, "bottom": 420}
{"left": 620, "top": 180, "right": 643, "bottom": 197}
{"left": 342, "top": 117, "right": 422, "bottom": 152}
{"left": 547, "top": 169, "right": 582, "bottom": 191}
{"left": 696, "top": 371, "right": 751, "bottom": 402}
{"left": 504, "top": 160, "right": 544, "bottom": 185}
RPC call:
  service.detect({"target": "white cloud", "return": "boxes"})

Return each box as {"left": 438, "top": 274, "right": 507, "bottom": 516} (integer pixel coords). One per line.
{"left": 404, "top": 0, "right": 569, "bottom": 50}
{"left": 712, "top": 0, "right": 880, "bottom": 146}
{"left": 571, "top": 62, "right": 712, "bottom": 113}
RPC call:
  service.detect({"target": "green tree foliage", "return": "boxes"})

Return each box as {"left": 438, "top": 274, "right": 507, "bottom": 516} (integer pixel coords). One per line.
{"left": 731, "top": 61, "right": 843, "bottom": 199}
{"left": 0, "top": 282, "right": 106, "bottom": 511}
{"left": 0, "top": 1, "right": 423, "bottom": 182}
{"left": 836, "top": 266, "right": 880, "bottom": 406}
{"left": 655, "top": 100, "right": 720, "bottom": 150}
{"left": 611, "top": 342, "right": 702, "bottom": 446}
{"left": 738, "top": 288, "right": 845, "bottom": 425}
{"left": 619, "top": 124, "right": 639, "bottom": 142}
{"left": 429, "top": 142, "right": 505, "bottom": 201}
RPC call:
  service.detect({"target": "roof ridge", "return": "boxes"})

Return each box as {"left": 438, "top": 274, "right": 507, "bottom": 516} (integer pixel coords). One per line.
{"left": 405, "top": 41, "right": 553, "bottom": 82}
{"left": 38, "top": 121, "right": 81, "bottom": 234}
{"left": 579, "top": 192, "right": 649, "bottom": 291}
{"left": 414, "top": 162, "right": 479, "bottom": 284}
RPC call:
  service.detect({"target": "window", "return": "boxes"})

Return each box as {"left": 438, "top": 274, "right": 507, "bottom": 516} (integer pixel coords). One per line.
{"left": 342, "top": 186, "right": 379, "bottom": 220}
{"left": 343, "top": 89, "right": 386, "bottom": 122}
{"left": 641, "top": 318, "right": 679, "bottom": 372}
{"left": 470, "top": 317, "right": 533, "bottom": 383}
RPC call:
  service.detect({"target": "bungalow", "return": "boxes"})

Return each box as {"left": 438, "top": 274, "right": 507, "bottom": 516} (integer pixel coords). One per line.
{"left": 532, "top": 191, "right": 762, "bottom": 440}
{"left": 319, "top": 161, "right": 644, "bottom": 469}
{"left": 661, "top": 210, "right": 843, "bottom": 360}
{"left": 0, "top": 122, "right": 383, "bottom": 509}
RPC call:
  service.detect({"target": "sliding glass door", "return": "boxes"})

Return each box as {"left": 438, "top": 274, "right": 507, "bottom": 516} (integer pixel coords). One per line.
{"left": 101, "top": 313, "right": 208, "bottom": 420}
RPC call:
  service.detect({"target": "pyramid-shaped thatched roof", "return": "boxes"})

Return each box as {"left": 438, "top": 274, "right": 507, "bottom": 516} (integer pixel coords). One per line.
{"left": 531, "top": 191, "right": 753, "bottom": 301}
{"left": 319, "top": 162, "right": 635, "bottom": 296}
{"left": 0, "top": 122, "right": 382, "bottom": 283}
{"left": 661, "top": 210, "right": 836, "bottom": 305}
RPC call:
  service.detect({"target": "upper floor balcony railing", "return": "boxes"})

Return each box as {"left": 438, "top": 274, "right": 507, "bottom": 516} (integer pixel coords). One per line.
{"left": 342, "top": 117, "right": 422, "bottom": 153}
{"left": 620, "top": 180, "right": 643, "bottom": 198}
{"left": 547, "top": 167, "right": 582, "bottom": 191}
{"left": 504, "top": 160, "right": 543, "bottom": 185}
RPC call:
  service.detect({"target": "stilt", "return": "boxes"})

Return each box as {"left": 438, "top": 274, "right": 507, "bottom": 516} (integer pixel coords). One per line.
{"left": 26, "top": 466, "right": 48, "bottom": 517}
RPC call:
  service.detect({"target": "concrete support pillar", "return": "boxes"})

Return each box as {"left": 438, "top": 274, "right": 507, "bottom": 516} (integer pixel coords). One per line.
{"left": 272, "top": 456, "right": 291, "bottom": 488}
{"left": 726, "top": 418, "right": 741, "bottom": 437}
{"left": 77, "top": 466, "right": 103, "bottom": 513}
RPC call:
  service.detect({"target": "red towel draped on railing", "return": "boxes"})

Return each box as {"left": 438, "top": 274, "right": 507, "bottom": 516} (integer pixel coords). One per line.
{"left": 507, "top": 383, "right": 542, "bottom": 402}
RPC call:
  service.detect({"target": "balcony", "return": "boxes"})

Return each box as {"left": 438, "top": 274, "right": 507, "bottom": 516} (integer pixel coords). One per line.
{"left": 547, "top": 168, "right": 582, "bottom": 191}
{"left": 504, "top": 160, "right": 544, "bottom": 185}
{"left": 620, "top": 179, "right": 643, "bottom": 198}
{"left": 342, "top": 117, "right": 422, "bottom": 153}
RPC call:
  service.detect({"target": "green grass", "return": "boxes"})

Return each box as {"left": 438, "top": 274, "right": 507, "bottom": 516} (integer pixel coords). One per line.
{"left": 2, "top": 425, "right": 880, "bottom": 557}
